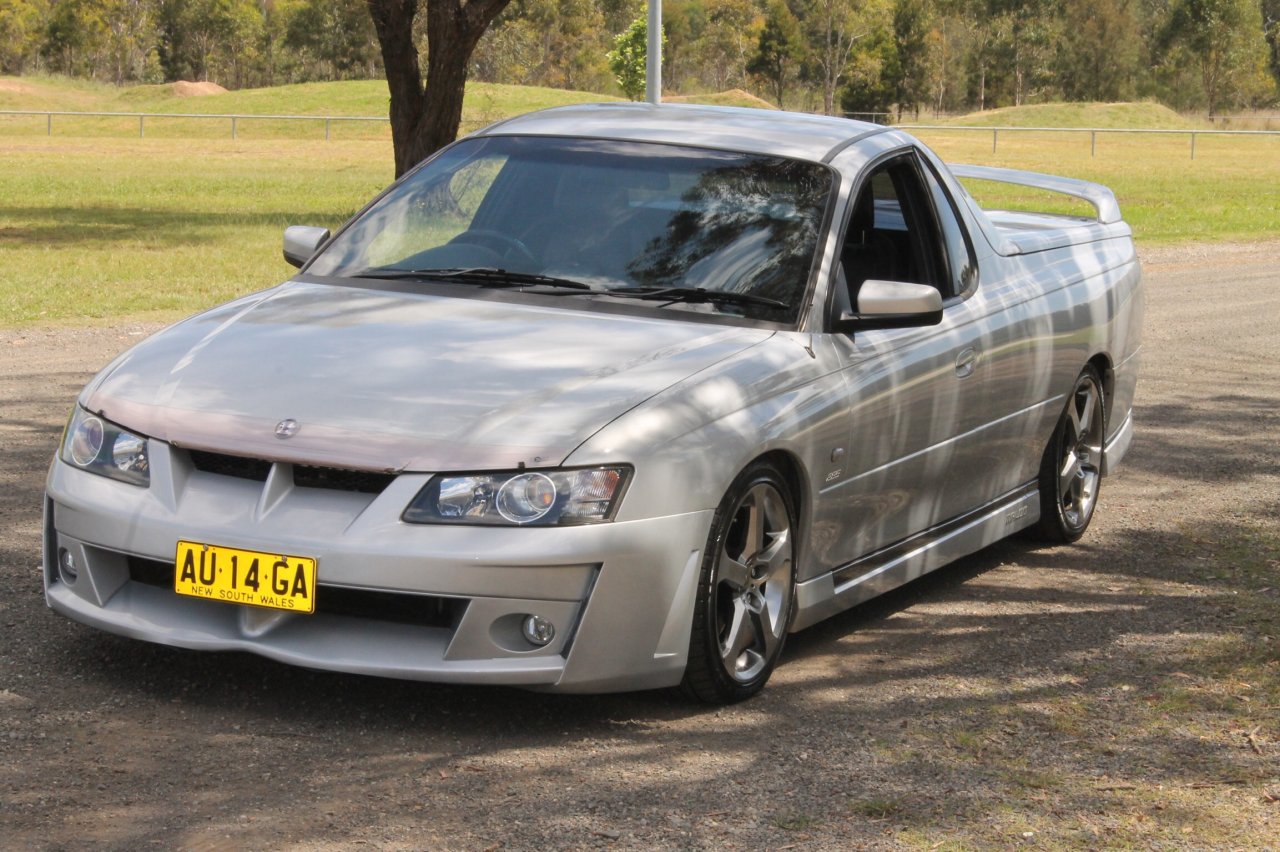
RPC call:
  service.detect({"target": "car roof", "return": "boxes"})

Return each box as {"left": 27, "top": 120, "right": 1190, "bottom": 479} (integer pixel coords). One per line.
{"left": 472, "top": 102, "right": 891, "bottom": 163}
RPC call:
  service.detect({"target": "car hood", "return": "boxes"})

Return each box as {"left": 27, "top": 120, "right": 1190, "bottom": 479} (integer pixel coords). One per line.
{"left": 84, "top": 282, "right": 773, "bottom": 472}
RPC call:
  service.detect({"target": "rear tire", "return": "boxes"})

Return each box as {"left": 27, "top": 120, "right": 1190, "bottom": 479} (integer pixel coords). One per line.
{"left": 1034, "top": 365, "right": 1106, "bottom": 543}
{"left": 681, "top": 461, "right": 797, "bottom": 704}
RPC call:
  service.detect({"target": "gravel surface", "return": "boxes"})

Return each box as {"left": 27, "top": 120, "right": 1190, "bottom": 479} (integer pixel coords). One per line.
{"left": 1, "top": 242, "right": 1277, "bottom": 849}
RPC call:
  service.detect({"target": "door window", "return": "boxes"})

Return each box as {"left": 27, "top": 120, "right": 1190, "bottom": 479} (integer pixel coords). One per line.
{"left": 838, "top": 154, "right": 951, "bottom": 310}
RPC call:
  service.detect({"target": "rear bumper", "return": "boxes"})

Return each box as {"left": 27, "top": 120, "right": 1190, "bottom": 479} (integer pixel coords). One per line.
{"left": 43, "top": 444, "right": 713, "bottom": 693}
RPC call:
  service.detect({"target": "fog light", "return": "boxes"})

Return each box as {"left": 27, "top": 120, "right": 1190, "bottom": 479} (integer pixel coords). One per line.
{"left": 58, "top": 547, "right": 77, "bottom": 584}
{"left": 521, "top": 614, "right": 555, "bottom": 646}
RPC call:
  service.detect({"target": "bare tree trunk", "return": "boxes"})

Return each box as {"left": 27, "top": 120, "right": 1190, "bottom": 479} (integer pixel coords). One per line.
{"left": 368, "top": 0, "right": 513, "bottom": 178}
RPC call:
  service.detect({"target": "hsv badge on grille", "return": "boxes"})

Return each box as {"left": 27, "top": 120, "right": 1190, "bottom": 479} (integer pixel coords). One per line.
{"left": 275, "top": 419, "right": 299, "bottom": 439}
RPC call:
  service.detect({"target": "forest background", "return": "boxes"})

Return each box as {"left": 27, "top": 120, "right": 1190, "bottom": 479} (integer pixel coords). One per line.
{"left": 0, "top": 0, "right": 1277, "bottom": 121}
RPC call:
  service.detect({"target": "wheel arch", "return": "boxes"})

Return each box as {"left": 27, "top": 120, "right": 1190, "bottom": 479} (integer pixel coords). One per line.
{"left": 1087, "top": 351, "right": 1114, "bottom": 421}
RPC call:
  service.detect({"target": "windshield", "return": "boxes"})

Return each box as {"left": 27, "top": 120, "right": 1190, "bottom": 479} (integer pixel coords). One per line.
{"left": 307, "top": 136, "right": 834, "bottom": 325}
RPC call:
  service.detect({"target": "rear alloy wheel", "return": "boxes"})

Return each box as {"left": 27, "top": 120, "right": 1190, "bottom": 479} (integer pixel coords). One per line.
{"left": 1035, "top": 365, "right": 1106, "bottom": 543}
{"left": 682, "top": 461, "right": 796, "bottom": 704}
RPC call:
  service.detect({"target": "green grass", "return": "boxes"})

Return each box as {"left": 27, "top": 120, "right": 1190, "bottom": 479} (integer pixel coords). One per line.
{"left": 936, "top": 100, "right": 1206, "bottom": 129}
{"left": 0, "top": 137, "right": 392, "bottom": 324}
{"left": 1, "top": 82, "right": 1277, "bottom": 325}
{"left": 0, "top": 75, "right": 620, "bottom": 140}
{"left": 914, "top": 130, "right": 1280, "bottom": 243}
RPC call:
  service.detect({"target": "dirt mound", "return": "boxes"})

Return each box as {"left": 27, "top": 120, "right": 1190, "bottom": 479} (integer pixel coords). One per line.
{"left": 172, "top": 80, "right": 227, "bottom": 97}
{"left": 0, "top": 79, "right": 38, "bottom": 94}
{"left": 664, "top": 89, "right": 777, "bottom": 110}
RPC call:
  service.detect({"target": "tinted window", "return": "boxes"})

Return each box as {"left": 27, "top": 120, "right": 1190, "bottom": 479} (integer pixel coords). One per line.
{"left": 838, "top": 155, "right": 947, "bottom": 301}
{"left": 309, "top": 136, "right": 834, "bottom": 324}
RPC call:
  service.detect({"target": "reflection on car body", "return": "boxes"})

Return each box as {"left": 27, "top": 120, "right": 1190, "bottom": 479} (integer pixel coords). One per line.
{"left": 43, "top": 104, "right": 1142, "bottom": 703}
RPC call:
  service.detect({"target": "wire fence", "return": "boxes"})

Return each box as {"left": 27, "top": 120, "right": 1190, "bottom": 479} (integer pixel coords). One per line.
{"left": 898, "top": 123, "right": 1280, "bottom": 159}
{"left": 2, "top": 108, "right": 1278, "bottom": 159}
{"left": 0, "top": 109, "right": 388, "bottom": 141}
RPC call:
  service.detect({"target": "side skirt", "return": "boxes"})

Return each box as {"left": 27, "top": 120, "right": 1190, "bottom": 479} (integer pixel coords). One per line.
{"left": 792, "top": 482, "right": 1040, "bottom": 631}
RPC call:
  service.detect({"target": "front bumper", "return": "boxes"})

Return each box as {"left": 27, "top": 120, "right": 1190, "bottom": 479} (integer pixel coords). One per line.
{"left": 43, "top": 442, "right": 713, "bottom": 693}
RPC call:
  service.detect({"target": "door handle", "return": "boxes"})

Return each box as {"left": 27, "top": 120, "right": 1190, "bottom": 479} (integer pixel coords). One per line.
{"left": 955, "top": 347, "right": 979, "bottom": 378}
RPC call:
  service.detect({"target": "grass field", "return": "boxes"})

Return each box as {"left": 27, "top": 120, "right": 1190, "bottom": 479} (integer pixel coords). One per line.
{"left": 1, "top": 79, "right": 1277, "bottom": 326}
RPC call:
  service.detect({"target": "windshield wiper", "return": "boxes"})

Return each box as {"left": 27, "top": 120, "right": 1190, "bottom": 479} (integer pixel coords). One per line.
{"left": 352, "top": 267, "right": 592, "bottom": 291}
{"left": 599, "top": 286, "right": 790, "bottom": 310}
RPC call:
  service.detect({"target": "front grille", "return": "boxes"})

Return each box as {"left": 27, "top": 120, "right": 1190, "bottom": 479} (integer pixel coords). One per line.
{"left": 294, "top": 465, "right": 396, "bottom": 494}
{"left": 128, "top": 555, "right": 174, "bottom": 587}
{"left": 186, "top": 450, "right": 394, "bottom": 495}
{"left": 316, "top": 586, "right": 462, "bottom": 628}
{"left": 189, "top": 449, "right": 271, "bottom": 482}
{"left": 127, "top": 556, "right": 460, "bottom": 629}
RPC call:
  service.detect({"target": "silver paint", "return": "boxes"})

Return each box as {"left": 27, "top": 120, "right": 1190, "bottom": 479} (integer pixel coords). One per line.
{"left": 43, "top": 104, "right": 1142, "bottom": 693}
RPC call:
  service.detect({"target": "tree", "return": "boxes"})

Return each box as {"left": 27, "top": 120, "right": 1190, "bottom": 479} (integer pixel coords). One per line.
{"left": 1265, "top": 0, "right": 1280, "bottom": 87}
{"left": 1161, "top": 0, "right": 1272, "bottom": 114}
{"left": 42, "top": 0, "right": 107, "bottom": 77}
{"left": 698, "top": 0, "right": 759, "bottom": 92}
{"left": 1, "top": 0, "right": 49, "bottom": 74}
{"left": 607, "top": 12, "right": 653, "bottom": 100}
{"left": 889, "top": 0, "right": 933, "bottom": 118}
{"left": 1056, "top": 0, "right": 1141, "bottom": 101}
{"left": 285, "top": 0, "right": 377, "bottom": 80}
{"left": 796, "top": 0, "right": 891, "bottom": 115}
{"left": 102, "top": 0, "right": 157, "bottom": 84}
{"left": 747, "top": 0, "right": 803, "bottom": 108}
{"left": 367, "top": 0, "right": 515, "bottom": 178}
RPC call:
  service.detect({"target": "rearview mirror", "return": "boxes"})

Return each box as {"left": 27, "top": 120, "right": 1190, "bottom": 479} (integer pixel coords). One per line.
{"left": 833, "top": 280, "right": 944, "bottom": 332}
{"left": 283, "top": 225, "right": 331, "bottom": 269}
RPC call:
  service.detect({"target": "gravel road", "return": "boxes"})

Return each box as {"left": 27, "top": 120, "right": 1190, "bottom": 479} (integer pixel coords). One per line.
{"left": 2, "top": 242, "right": 1277, "bottom": 849}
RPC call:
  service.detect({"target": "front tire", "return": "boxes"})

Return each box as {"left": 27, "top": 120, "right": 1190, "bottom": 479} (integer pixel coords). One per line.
{"left": 681, "top": 461, "right": 797, "bottom": 704}
{"left": 1034, "top": 365, "right": 1106, "bottom": 543}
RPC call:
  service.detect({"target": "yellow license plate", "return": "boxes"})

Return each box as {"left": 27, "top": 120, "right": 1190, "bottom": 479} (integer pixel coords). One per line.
{"left": 174, "top": 540, "right": 317, "bottom": 614}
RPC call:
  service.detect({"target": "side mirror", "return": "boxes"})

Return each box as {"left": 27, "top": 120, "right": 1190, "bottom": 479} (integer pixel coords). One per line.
{"left": 833, "top": 280, "right": 944, "bottom": 332}
{"left": 283, "top": 225, "right": 331, "bottom": 269}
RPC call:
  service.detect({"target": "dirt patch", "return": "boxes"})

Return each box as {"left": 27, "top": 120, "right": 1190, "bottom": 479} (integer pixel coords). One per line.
{"left": 1, "top": 243, "right": 1277, "bottom": 848}
{"left": 665, "top": 89, "right": 778, "bottom": 110}
{"left": 0, "top": 79, "right": 38, "bottom": 94}
{"left": 172, "top": 80, "right": 228, "bottom": 97}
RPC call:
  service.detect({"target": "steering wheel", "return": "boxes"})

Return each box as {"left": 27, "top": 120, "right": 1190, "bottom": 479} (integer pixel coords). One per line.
{"left": 448, "top": 229, "right": 536, "bottom": 265}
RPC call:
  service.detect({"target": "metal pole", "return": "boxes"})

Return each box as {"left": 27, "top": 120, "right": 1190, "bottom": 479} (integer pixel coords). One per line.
{"left": 1190, "top": 132, "right": 1197, "bottom": 160}
{"left": 325, "top": 118, "right": 331, "bottom": 141}
{"left": 992, "top": 129, "right": 997, "bottom": 153}
{"left": 232, "top": 117, "right": 237, "bottom": 139}
{"left": 47, "top": 113, "right": 51, "bottom": 136}
{"left": 646, "top": 0, "right": 662, "bottom": 104}
{"left": 139, "top": 115, "right": 144, "bottom": 138}
{"left": 1091, "top": 130, "right": 1096, "bottom": 158}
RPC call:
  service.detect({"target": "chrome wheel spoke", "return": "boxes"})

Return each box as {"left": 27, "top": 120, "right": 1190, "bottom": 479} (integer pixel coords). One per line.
{"left": 757, "top": 528, "right": 791, "bottom": 581}
{"left": 720, "top": 598, "right": 755, "bottom": 668}
{"left": 1059, "top": 454, "right": 1082, "bottom": 498}
{"left": 1077, "top": 388, "right": 1096, "bottom": 437}
{"left": 742, "top": 485, "right": 767, "bottom": 561}
{"left": 717, "top": 549, "right": 752, "bottom": 592}
{"left": 753, "top": 594, "right": 781, "bottom": 660}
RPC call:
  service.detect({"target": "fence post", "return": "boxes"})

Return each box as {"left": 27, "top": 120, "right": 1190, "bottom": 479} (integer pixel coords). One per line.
{"left": 1190, "top": 132, "right": 1197, "bottom": 160}
{"left": 139, "top": 115, "right": 144, "bottom": 138}
{"left": 232, "top": 117, "right": 237, "bottom": 139}
{"left": 1091, "top": 130, "right": 1096, "bottom": 158}
{"left": 992, "top": 129, "right": 997, "bottom": 153}
{"left": 47, "top": 113, "right": 51, "bottom": 136}
{"left": 325, "top": 118, "right": 331, "bottom": 141}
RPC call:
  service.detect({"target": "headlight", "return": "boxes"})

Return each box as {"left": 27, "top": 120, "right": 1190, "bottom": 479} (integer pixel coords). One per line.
{"left": 59, "top": 406, "right": 150, "bottom": 487}
{"left": 403, "top": 466, "right": 631, "bottom": 526}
